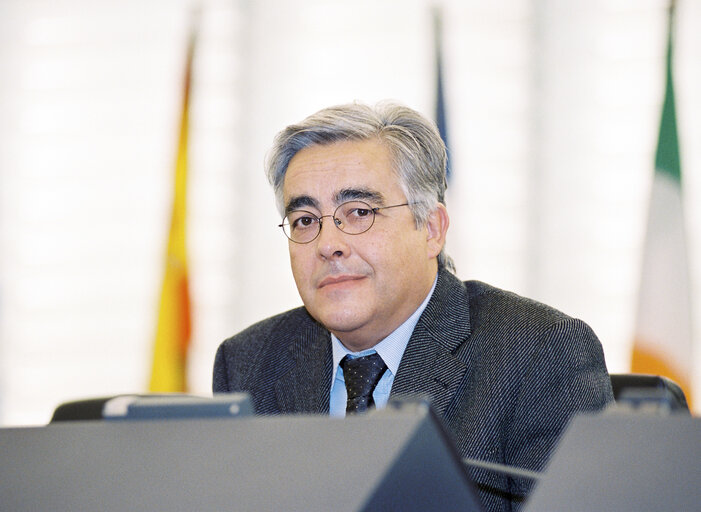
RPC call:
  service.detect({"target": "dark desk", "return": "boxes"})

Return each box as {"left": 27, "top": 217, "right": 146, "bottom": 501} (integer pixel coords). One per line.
{"left": 525, "top": 412, "right": 701, "bottom": 511}
{"left": 0, "top": 404, "right": 481, "bottom": 511}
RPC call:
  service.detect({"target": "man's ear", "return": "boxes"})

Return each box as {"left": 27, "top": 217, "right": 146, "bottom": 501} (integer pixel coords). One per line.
{"left": 425, "top": 203, "right": 450, "bottom": 259}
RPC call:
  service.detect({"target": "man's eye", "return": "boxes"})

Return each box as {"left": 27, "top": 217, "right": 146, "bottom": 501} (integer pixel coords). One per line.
{"left": 292, "top": 216, "right": 316, "bottom": 229}
{"left": 349, "top": 208, "right": 372, "bottom": 218}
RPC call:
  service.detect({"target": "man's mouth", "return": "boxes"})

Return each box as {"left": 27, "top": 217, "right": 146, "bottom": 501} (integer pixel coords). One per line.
{"left": 318, "top": 274, "right": 365, "bottom": 289}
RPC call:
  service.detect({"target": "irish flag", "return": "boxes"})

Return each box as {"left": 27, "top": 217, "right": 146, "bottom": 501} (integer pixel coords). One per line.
{"left": 632, "top": 5, "right": 693, "bottom": 409}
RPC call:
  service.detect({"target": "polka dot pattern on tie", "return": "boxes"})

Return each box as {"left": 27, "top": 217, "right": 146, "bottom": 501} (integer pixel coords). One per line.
{"left": 340, "top": 353, "right": 388, "bottom": 415}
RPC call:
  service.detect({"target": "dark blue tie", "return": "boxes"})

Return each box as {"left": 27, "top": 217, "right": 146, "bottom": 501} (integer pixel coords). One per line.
{"left": 340, "top": 353, "right": 387, "bottom": 415}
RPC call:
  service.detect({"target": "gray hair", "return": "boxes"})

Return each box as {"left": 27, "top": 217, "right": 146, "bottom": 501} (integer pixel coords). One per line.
{"left": 265, "top": 101, "right": 454, "bottom": 271}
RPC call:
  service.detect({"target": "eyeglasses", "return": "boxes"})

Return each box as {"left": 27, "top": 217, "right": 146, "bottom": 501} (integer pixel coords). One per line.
{"left": 279, "top": 200, "right": 410, "bottom": 244}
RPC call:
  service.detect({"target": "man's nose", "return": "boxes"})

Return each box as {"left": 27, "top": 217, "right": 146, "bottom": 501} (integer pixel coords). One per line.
{"left": 316, "top": 215, "right": 349, "bottom": 258}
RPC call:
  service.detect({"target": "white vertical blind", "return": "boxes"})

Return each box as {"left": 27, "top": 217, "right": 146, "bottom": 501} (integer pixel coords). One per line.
{"left": 442, "top": 1, "right": 534, "bottom": 292}
{"left": 530, "top": 0, "right": 669, "bottom": 373}
{"left": 184, "top": 0, "right": 249, "bottom": 398}
{"left": 676, "top": 0, "right": 701, "bottom": 410}
{"left": 1, "top": 0, "right": 700, "bottom": 425}
{"left": 0, "top": 0, "right": 245, "bottom": 424}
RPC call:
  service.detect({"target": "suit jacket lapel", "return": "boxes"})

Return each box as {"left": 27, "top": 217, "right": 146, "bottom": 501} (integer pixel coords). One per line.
{"left": 274, "top": 316, "right": 332, "bottom": 414}
{"left": 391, "top": 269, "right": 472, "bottom": 416}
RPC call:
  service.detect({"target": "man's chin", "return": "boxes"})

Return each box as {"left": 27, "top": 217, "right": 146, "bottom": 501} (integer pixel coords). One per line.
{"left": 308, "top": 306, "right": 368, "bottom": 337}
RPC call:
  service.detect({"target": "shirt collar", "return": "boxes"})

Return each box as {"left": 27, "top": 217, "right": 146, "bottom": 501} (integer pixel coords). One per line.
{"left": 331, "top": 274, "right": 438, "bottom": 378}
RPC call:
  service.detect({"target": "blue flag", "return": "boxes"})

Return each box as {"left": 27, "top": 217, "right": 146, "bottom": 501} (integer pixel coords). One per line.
{"left": 434, "top": 8, "right": 451, "bottom": 180}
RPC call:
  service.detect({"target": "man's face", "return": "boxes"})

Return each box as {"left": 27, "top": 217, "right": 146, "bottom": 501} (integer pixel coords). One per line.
{"left": 282, "top": 139, "right": 444, "bottom": 351}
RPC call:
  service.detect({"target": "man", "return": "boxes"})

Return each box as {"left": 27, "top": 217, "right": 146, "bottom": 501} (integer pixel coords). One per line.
{"left": 213, "top": 101, "right": 613, "bottom": 511}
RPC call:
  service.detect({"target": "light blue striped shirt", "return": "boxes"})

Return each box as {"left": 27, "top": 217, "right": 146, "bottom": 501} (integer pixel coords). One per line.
{"left": 329, "top": 276, "right": 437, "bottom": 417}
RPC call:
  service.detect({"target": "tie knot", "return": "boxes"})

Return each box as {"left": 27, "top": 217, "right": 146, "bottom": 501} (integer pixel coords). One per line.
{"left": 340, "top": 353, "right": 387, "bottom": 414}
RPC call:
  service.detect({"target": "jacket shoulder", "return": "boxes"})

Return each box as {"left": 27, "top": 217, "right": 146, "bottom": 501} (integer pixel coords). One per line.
{"left": 212, "top": 306, "right": 318, "bottom": 393}
{"left": 464, "top": 279, "right": 572, "bottom": 327}
{"left": 459, "top": 278, "right": 607, "bottom": 377}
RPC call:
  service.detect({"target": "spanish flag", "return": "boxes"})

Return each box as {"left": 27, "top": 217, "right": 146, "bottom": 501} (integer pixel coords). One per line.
{"left": 631, "top": 3, "right": 693, "bottom": 409}
{"left": 149, "top": 27, "right": 196, "bottom": 392}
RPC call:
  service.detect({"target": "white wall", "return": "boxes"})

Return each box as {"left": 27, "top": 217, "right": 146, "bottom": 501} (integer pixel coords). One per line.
{"left": 0, "top": 0, "right": 699, "bottom": 425}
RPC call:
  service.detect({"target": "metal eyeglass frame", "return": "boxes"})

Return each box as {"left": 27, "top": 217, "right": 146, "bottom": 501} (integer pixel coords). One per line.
{"left": 279, "top": 200, "right": 410, "bottom": 244}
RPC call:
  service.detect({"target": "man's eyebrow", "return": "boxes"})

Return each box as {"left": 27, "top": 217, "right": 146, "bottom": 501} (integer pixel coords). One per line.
{"left": 285, "top": 195, "right": 319, "bottom": 214}
{"left": 285, "top": 189, "right": 385, "bottom": 214}
{"left": 335, "top": 188, "right": 385, "bottom": 205}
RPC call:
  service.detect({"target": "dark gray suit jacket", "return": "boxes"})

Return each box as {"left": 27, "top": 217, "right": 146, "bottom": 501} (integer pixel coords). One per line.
{"left": 213, "top": 268, "right": 613, "bottom": 511}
